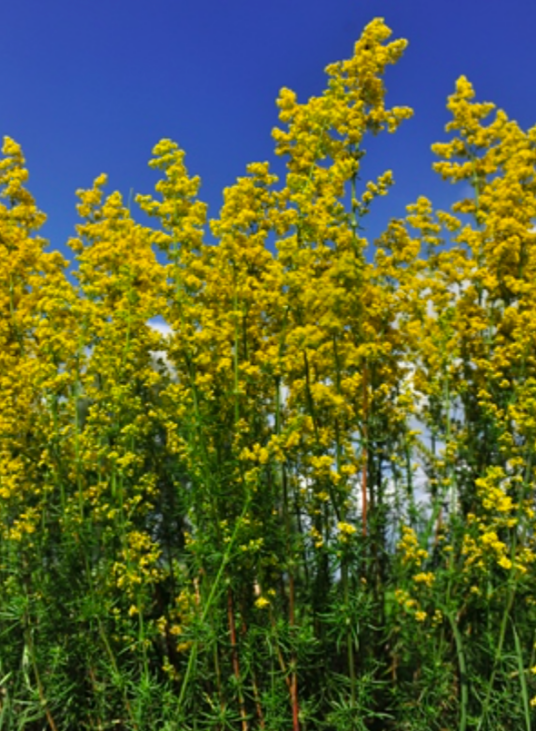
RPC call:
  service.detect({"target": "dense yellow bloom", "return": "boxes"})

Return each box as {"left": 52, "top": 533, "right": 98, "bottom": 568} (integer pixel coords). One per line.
{"left": 397, "top": 526, "right": 428, "bottom": 566}
{"left": 413, "top": 572, "right": 435, "bottom": 588}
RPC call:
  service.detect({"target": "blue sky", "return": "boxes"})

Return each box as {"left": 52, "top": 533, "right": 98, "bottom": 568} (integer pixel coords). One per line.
{"left": 3, "top": 0, "right": 536, "bottom": 262}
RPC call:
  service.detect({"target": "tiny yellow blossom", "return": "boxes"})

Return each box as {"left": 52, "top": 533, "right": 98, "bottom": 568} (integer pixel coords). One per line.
{"left": 337, "top": 521, "right": 357, "bottom": 536}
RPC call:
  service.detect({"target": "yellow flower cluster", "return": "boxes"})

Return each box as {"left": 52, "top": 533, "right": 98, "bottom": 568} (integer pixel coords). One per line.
{"left": 397, "top": 526, "right": 429, "bottom": 566}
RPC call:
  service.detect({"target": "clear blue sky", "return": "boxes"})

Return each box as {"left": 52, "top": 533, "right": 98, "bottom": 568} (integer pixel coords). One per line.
{"left": 3, "top": 0, "right": 536, "bottom": 260}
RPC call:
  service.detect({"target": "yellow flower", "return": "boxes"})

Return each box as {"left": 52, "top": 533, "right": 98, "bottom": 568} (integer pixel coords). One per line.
{"left": 337, "top": 521, "right": 357, "bottom": 536}
{"left": 497, "top": 555, "right": 512, "bottom": 570}
{"left": 413, "top": 572, "right": 435, "bottom": 588}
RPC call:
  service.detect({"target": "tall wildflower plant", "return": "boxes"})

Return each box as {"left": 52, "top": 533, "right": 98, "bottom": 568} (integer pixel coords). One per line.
{"left": 0, "top": 17, "right": 535, "bottom": 731}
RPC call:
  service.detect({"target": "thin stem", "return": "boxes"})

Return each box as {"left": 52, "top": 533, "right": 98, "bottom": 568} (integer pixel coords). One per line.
{"left": 227, "top": 587, "right": 249, "bottom": 731}
{"left": 176, "top": 490, "right": 253, "bottom": 711}
{"left": 448, "top": 611, "right": 468, "bottom": 731}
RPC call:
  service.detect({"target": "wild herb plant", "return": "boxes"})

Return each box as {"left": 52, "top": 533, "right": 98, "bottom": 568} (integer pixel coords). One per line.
{"left": 0, "top": 17, "right": 535, "bottom": 731}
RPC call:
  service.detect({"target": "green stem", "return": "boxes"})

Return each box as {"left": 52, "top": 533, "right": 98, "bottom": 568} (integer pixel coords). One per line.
{"left": 448, "top": 611, "right": 468, "bottom": 731}
{"left": 477, "top": 584, "right": 516, "bottom": 730}
{"left": 512, "top": 619, "right": 532, "bottom": 731}
{"left": 176, "top": 490, "right": 253, "bottom": 711}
